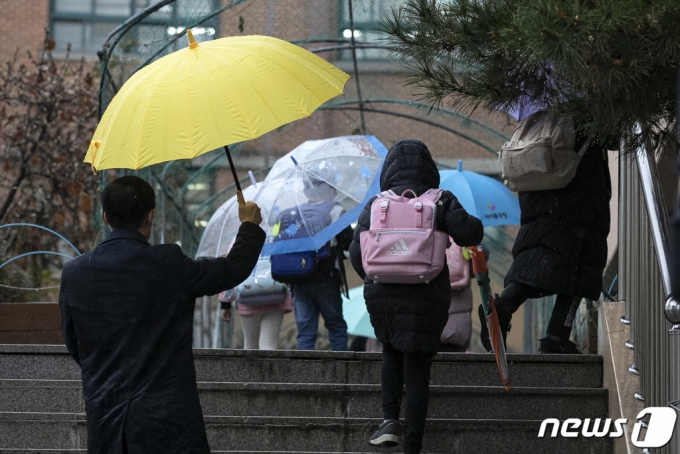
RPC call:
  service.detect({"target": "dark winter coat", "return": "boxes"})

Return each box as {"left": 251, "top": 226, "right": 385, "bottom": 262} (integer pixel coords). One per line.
{"left": 505, "top": 137, "right": 611, "bottom": 300}
{"left": 349, "top": 140, "right": 484, "bottom": 353}
{"left": 59, "top": 223, "right": 264, "bottom": 454}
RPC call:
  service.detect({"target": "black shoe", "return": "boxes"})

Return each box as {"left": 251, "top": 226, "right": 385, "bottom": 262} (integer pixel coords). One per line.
{"left": 539, "top": 334, "right": 582, "bottom": 354}
{"left": 368, "top": 419, "right": 401, "bottom": 447}
{"left": 478, "top": 298, "right": 511, "bottom": 352}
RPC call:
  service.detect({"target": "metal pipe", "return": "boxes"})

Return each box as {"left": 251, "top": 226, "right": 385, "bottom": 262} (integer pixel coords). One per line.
{"left": 634, "top": 131, "right": 680, "bottom": 331}
{"left": 347, "top": 0, "right": 367, "bottom": 135}
{"left": 0, "top": 223, "right": 81, "bottom": 255}
{"left": 324, "top": 97, "right": 510, "bottom": 142}
{"left": 159, "top": 161, "right": 178, "bottom": 244}
{"left": 618, "top": 148, "right": 627, "bottom": 304}
{"left": 635, "top": 148, "right": 672, "bottom": 295}
{"left": 321, "top": 106, "right": 498, "bottom": 154}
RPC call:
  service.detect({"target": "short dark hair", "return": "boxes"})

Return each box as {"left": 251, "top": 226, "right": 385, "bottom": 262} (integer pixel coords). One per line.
{"left": 101, "top": 176, "right": 156, "bottom": 230}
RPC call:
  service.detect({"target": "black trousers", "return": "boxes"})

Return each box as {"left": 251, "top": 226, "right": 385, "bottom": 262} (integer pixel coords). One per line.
{"left": 381, "top": 343, "right": 435, "bottom": 454}
{"left": 496, "top": 281, "right": 581, "bottom": 340}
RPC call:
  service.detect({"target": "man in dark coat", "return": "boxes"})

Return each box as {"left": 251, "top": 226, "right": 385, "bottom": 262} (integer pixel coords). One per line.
{"left": 349, "top": 140, "right": 483, "bottom": 454}
{"left": 480, "top": 134, "right": 612, "bottom": 353}
{"left": 59, "top": 176, "right": 265, "bottom": 454}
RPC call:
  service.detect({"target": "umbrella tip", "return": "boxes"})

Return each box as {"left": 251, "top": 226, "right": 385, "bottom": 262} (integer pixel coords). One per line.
{"left": 290, "top": 156, "right": 298, "bottom": 166}
{"left": 186, "top": 30, "right": 198, "bottom": 49}
{"left": 457, "top": 159, "right": 463, "bottom": 171}
{"left": 248, "top": 170, "right": 257, "bottom": 186}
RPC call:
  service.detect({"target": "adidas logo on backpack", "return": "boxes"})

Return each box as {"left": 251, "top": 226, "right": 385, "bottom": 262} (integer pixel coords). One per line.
{"left": 360, "top": 189, "right": 449, "bottom": 284}
{"left": 386, "top": 239, "right": 412, "bottom": 255}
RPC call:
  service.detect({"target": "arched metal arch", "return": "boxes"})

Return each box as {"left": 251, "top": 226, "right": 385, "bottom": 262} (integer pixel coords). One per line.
{"left": 0, "top": 223, "right": 81, "bottom": 255}
{"left": 328, "top": 98, "right": 510, "bottom": 143}
{"left": 0, "top": 251, "right": 76, "bottom": 271}
{"left": 319, "top": 103, "right": 501, "bottom": 155}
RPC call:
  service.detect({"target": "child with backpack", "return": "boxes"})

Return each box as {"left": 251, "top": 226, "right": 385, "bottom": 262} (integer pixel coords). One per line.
{"left": 349, "top": 139, "right": 484, "bottom": 454}
{"left": 271, "top": 177, "right": 353, "bottom": 351}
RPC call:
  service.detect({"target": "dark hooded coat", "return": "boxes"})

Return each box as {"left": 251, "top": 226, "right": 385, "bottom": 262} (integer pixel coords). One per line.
{"left": 349, "top": 140, "right": 484, "bottom": 353}
{"left": 59, "top": 222, "right": 264, "bottom": 454}
{"left": 504, "top": 137, "right": 611, "bottom": 300}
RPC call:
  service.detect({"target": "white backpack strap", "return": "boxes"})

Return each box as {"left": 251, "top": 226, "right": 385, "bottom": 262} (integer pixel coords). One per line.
{"left": 540, "top": 112, "right": 552, "bottom": 139}
{"left": 379, "top": 199, "right": 390, "bottom": 227}
{"left": 577, "top": 137, "right": 592, "bottom": 157}
{"left": 374, "top": 190, "right": 395, "bottom": 228}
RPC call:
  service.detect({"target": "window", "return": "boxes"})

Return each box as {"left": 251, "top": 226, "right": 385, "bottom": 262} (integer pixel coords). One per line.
{"left": 337, "top": 0, "right": 407, "bottom": 60}
{"left": 50, "top": 0, "right": 218, "bottom": 57}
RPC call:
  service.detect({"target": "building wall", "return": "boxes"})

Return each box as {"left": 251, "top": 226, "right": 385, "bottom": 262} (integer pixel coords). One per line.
{"left": 0, "top": 0, "right": 50, "bottom": 60}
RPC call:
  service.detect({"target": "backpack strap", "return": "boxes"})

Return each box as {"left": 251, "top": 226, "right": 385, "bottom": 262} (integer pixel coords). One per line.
{"left": 375, "top": 190, "right": 395, "bottom": 228}
{"left": 540, "top": 111, "right": 553, "bottom": 139}
{"left": 379, "top": 199, "right": 390, "bottom": 227}
{"left": 577, "top": 137, "right": 592, "bottom": 157}
{"left": 415, "top": 189, "right": 443, "bottom": 228}
{"left": 420, "top": 188, "right": 444, "bottom": 203}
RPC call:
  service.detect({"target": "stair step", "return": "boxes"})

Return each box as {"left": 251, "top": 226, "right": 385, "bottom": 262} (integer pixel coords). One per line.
{"left": 0, "top": 414, "right": 612, "bottom": 453}
{"left": 0, "top": 346, "right": 603, "bottom": 388}
{"left": 0, "top": 347, "right": 610, "bottom": 453}
{"left": 0, "top": 380, "right": 607, "bottom": 420}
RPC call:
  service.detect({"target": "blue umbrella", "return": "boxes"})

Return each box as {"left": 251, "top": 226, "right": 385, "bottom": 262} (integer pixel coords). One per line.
{"left": 439, "top": 160, "right": 520, "bottom": 227}
{"left": 342, "top": 286, "right": 376, "bottom": 339}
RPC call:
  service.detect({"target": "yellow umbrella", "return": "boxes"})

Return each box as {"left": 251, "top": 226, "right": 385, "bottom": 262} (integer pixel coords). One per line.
{"left": 85, "top": 31, "right": 349, "bottom": 201}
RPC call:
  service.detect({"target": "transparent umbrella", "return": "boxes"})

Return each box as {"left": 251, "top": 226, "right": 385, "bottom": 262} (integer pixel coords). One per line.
{"left": 195, "top": 180, "right": 267, "bottom": 258}
{"left": 258, "top": 135, "right": 388, "bottom": 256}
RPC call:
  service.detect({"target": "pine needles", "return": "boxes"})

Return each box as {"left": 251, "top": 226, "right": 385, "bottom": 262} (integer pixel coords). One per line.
{"left": 381, "top": 0, "right": 680, "bottom": 154}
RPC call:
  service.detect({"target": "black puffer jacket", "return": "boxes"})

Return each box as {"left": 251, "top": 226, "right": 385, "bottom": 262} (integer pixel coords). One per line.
{"left": 349, "top": 140, "right": 484, "bottom": 353}
{"left": 505, "top": 137, "right": 611, "bottom": 300}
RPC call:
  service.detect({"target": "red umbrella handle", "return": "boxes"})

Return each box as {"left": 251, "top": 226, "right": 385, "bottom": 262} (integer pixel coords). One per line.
{"left": 467, "top": 246, "right": 489, "bottom": 273}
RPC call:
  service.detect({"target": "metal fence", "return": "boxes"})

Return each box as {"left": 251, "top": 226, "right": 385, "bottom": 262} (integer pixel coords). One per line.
{"left": 619, "top": 140, "right": 680, "bottom": 453}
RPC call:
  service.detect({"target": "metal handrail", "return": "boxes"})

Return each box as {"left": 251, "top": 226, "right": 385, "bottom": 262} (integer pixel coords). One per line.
{"left": 634, "top": 128, "right": 680, "bottom": 333}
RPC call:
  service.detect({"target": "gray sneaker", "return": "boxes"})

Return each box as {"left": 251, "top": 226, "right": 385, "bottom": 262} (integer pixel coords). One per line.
{"left": 368, "top": 419, "right": 401, "bottom": 447}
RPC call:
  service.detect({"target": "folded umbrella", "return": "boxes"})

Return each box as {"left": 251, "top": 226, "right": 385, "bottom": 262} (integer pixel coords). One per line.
{"left": 468, "top": 245, "right": 510, "bottom": 391}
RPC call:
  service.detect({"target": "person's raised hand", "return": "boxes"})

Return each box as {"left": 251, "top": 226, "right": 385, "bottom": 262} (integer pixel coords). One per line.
{"left": 238, "top": 200, "right": 262, "bottom": 225}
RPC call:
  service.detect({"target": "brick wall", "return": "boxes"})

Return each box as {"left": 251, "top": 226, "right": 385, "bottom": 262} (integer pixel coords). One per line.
{"left": 0, "top": 0, "right": 50, "bottom": 61}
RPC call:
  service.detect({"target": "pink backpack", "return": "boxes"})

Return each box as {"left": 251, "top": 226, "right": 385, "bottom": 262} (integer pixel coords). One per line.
{"left": 360, "top": 189, "right": 449, "bottom": 284}
{"left": 446, "top": 241, "right": 470, "bottom": 290}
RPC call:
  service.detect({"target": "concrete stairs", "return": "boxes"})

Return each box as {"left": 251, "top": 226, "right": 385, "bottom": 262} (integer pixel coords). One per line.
{"left": 0, "top": 346, "right": 612, "bottom": 453}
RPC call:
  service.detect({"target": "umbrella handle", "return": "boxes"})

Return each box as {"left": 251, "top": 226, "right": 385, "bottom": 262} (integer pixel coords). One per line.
{"left": 224, "top": 145, "right": 243, "bottom": 198}
{"left": 467, "top": 246, "right": 489, "bottom": 273}
{"left": 236, "top": 190, "right": 245, "bottom": 205}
